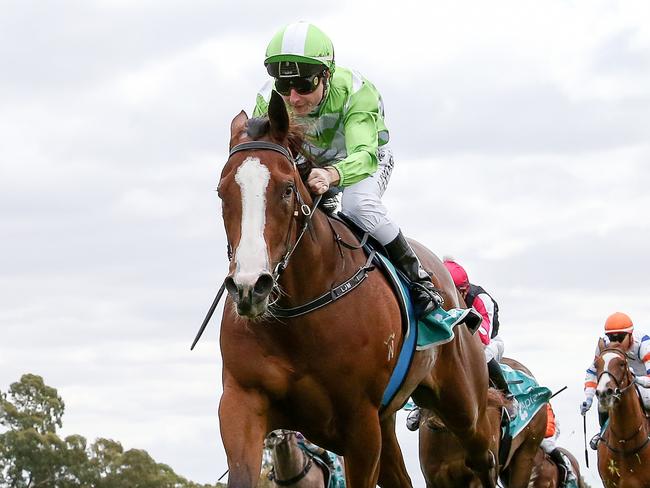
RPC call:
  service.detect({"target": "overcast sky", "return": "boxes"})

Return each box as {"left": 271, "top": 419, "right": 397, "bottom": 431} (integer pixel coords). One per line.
{"left": 2, "top": 1, "right": 650, "bottom": 487}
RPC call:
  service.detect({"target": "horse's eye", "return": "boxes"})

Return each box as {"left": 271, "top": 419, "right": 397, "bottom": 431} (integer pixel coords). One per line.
{"left": 283, "top": 185, "right": 294, "bottom": 199}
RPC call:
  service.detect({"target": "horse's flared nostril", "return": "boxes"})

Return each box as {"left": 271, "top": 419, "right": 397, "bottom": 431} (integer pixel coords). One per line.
{"left": 253, "top": 273, "right": 274, "bottom": 298}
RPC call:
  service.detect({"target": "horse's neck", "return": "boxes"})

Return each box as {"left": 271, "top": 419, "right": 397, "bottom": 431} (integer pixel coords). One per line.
{"left": 610, "top": 385, "right": 648, "bottom": 439}
{"left": 278, "top": 211, "right": 360, "bottom": 305}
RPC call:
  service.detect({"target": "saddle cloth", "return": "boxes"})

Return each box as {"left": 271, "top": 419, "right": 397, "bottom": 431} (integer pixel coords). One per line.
{"left": 500, "top": 363, "right": 552, "bottom": 438}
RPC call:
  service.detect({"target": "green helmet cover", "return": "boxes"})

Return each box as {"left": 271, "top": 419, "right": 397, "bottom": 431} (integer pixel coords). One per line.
{"left": 264, "top": 22, "right": 335, "bottom": 76}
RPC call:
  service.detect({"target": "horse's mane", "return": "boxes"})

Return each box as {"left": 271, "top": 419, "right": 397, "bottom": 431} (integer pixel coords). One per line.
{"left": 246, "top": 116, "right": 314, "bottom": 182}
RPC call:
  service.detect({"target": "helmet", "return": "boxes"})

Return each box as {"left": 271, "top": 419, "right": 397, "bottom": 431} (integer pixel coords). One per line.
{"left": 604, "top": 312, "right": 634, "bottom": 334}
{"left": 443, "top": 258, "right": 469, "bottom": 290}
{"left": 264, "top": 22, "right": 335, "bottom": 78}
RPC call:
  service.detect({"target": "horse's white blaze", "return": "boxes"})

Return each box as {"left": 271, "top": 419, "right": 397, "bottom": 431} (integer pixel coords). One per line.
{"left": 597, "top": 352, "right": 619, "bottom": 392}
{"left": 234, "top": 157, "right": 270, "bottom": 286}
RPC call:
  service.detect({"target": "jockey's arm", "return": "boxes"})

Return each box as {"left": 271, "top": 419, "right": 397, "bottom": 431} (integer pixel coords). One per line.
{"left": 470, "top": 295, "right": 492, "bottom": 346}
{"left": 334, "top": 104, "right": 380, "bottom": 187}
{"left": 584, "top": 343, "right": 600, "bottom": 400}
{"left": 635, "top": 335, "right": 650, "bottom": 387}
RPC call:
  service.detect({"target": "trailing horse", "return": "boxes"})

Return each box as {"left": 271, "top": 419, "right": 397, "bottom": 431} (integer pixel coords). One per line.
{"left": 265, "top": 430, "right": 329, "bottom": 488}
{"left": 594, "top": 342, "right": 650, "bottom": 487}
{"left": 215, "top": 91, "right": 497, "bottom": 488}
{"left": 418, "top": 358, "right": 547, "bottom": 488}
{"left": 529, "top": 447, "right": 585, "bottom": 488}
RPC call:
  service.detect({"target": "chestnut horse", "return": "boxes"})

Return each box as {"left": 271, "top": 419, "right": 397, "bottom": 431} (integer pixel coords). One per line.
{"left": 418, "top": 358, "right": 547, "bottom": 488}
{"left": 594, "top": 343, "right": 650, "bottom": 487}
{"left": 216, "top": 91, "right": 495, "bottom": 488}
{"left": 529, "top": 447, "right": 585, "bottom": 488}
{"left": 265, "top": 430, "right": 327, "bottom": 488}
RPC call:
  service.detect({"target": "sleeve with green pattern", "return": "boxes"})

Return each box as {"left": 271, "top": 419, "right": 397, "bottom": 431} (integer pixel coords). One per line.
{"left": 333, "top": 86, "right": 381, "bottom": 187}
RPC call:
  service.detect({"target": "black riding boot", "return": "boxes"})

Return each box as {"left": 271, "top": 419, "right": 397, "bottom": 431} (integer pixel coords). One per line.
{"left": 487, "top": 358, "right": 518, "bottom": 419}
{"left": 599, "top": 410, "right": 609, "bottom": 428}
{"left": 590, "top": 410, "right": 609, "bottom": 450}
{"left": 384, "top": 231, "right": 443, "bottom": 318}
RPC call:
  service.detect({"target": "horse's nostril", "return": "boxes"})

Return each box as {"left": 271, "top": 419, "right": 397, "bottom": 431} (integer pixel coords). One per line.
{"left": 224, "top": 276, "right": 238, "bottom": 301}
{"left": 607, "top": 388, "right": 614, "bottom": 396}
{"left": 254, "top": 273, "right": 274, "bottom": 297}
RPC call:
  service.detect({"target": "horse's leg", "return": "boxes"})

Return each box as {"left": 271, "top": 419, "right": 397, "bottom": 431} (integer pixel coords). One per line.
{"left": 219, "top": 384, "right": 268, "bottom": 488}
{"left": 428, "top": 334, "right": 496, "bottom": 488}
{"left": 377, "top": 413, "right": 413, "bottom": 488}
{"left": 501, "top": 439, "right": 539, "bottom": 488}
{"left": 342, "top": 407, "right": 382, "bottom": 488}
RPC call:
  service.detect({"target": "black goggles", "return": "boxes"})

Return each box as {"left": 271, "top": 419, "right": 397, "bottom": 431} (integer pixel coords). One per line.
{"left": 274, "top": 74, "right": 321, "bottom": 96}
{"left": 607, "top": 332, "right": 629, "bottom": 343}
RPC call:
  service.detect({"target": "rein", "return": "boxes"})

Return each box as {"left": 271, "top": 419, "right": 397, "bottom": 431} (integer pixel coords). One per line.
{"left": 597, "top": 348, "right": 650, "bottom": 456}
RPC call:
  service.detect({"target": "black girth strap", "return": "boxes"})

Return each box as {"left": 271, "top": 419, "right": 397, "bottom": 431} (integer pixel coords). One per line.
{"left": 269, "top": 249, "right": 376, "bottom": 318}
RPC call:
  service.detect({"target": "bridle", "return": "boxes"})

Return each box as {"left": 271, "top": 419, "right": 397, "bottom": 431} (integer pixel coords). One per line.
{"left": 597, "top": 347, "right": 650, "bottom": 456}
{"left": 228, "top": 140, "right": 321, "bottom": 282}
{"left": 191, "top": 139, "right": 374, "bottom": 348}
{"left": 266, "top": 430, "right": 315, "bottom": 486}
{"left": 597, "top": 348, "right": 637, "bottom": 400}
{"left": 227, "top": 140, "right": 376, "bottom": 319}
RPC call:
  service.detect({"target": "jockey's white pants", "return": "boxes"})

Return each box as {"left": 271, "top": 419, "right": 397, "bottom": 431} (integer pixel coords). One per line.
{"left": 638, "top": 385, "right": 650, "bottom": 409}
{"left": 484, "top": 334, "right": 505, "bottom": 363}
{"left": 341, "top": 145, "right": 400, "bottom": 245}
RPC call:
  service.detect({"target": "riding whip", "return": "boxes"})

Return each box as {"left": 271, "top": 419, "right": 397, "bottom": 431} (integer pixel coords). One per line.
{"left": 191, "top": 280, "right": 226, "bottom": 350}
{"left": 583, "top": 413, "right": 589, "bottom": 468}
{"left": 549, "top": 385, "right": 568, "bottom": 400}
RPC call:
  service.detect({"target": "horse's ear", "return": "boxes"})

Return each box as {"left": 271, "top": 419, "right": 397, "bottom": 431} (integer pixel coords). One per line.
{"left": 268, "top": 90, "right": 289, "bottom": 142}
{"left": 230, "top": 110, "right": 248, "bottom": 138}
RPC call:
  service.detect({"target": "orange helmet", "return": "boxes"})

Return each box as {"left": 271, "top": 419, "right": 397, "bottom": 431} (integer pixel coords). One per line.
{"left": 604, "top": 312, "right": 633, "bottom": 334}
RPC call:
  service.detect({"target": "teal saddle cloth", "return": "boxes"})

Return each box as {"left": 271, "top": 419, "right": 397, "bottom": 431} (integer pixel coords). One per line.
{"left": 375, "top": 253, "right": 481, "bottom": 408}
{"left": 500, "top": 363, "right": 552, "bottom": 437}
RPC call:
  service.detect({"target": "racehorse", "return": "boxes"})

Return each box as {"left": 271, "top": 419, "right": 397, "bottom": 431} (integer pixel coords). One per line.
{"left": 418, "top": 358, "right": 547, "bottom": 488}
{"left": 594, "top": 342, "right": 650, "bottom": 487}
{"left": 265, "top": 430, "right": 327, "bottom": 488}
{"left": 216, "top": 90, "right": 497, "bottom": 488}
{"left": 529, "top": 447, "right": 585, "bottom": 488}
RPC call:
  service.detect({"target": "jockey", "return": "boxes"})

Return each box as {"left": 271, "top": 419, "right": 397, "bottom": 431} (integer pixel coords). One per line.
{"left": 540, "top": 404, "right": 578, "bottom": 485}
{"left": 253, "top": 22, "right": 442, "bottom": 319}
{"left": 442, "top": 258, "right": 517, "bottom": 407}
{"left": 406, "top": 258, "right": 516, "bottom": 430}
{"left": 580, "top": 311, "right": 650, "bottom": 449}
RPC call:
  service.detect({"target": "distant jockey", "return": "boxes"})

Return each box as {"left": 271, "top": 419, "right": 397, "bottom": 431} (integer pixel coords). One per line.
{"left": 406, "top": 257, "right": 517, "bottom": 430}
{"left": 541, "top": 403, "right": 577, "bottom": 485}
{"left": 580, "top": 311, "right": 650, "bottom": 449}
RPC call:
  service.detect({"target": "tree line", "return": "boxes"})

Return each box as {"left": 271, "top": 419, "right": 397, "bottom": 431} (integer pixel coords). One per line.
{"left": 0, "top": 374, "right": 224, "bottom": 488}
